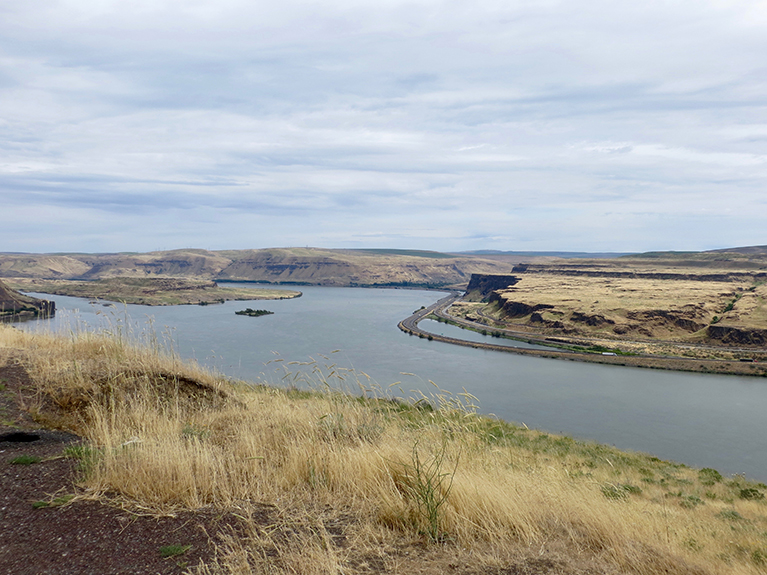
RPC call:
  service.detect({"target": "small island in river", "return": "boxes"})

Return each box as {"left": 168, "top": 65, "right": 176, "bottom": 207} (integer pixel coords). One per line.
{"left": 235, "top": 308, "right": 274, "bottom": 317}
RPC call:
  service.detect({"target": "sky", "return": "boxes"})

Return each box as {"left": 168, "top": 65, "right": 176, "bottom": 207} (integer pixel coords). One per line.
{"left": 1, "top": 0, "right": 766, "bottom": 254}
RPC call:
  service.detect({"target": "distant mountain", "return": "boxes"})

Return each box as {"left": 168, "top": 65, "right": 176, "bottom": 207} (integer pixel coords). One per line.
{"left": 0, "top": 248, "right": 512, "bottom": 289}
{"left": 623, "top": 245, "right": 767, "bottom": 268}
{"left": 707, "top": 245, "right": 767, "bottom": 256}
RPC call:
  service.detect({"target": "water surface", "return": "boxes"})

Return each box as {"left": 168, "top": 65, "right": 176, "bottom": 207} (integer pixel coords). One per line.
{"left": 20, "top": 285, "right": 767, "bottom": 481}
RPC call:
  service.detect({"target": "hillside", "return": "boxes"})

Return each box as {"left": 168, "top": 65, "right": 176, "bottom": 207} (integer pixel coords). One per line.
{"left": 3, "top": 324, "right": 767, "bottom": 574}
{"left": 0, "top": 248, "right": 511, "bottom": 289}
{"left": 0, "top": 279, "right": 54, "bottom": 320}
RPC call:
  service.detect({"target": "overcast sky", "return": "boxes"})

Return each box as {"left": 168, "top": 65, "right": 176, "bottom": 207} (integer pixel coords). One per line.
{"left": 1, "top": 0, "right": 766, "bottom": 254}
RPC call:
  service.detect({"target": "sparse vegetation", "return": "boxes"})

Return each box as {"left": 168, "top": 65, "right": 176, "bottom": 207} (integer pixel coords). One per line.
{"left": 3, "top": 322, "right": 767, "bottom": 574}
{"left": 10, "top": 454, "right": 41, "bottom": 465}
{"left": 159, "top": 544, "right": 192, "bottom": 558}
{"left": 32, "top": 494, "right": 75, "bottom": 509}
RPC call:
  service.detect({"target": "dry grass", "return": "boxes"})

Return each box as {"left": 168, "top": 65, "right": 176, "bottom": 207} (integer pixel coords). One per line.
{"left": 2, "top": 323, "right": 767, "bottom": 574}
{"left": 491, "top": 274, "right": 751, "bottom": 332}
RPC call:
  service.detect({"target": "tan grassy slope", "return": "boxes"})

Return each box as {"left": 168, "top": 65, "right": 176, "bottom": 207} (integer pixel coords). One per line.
{"left": 487, "top": 273, "right": 764, "bottom": 336}
{"left": 460, "top": 250, "right": 767, "bottom": 354}
{"left": 2, "top": 325, "right": 767, "bottom": 574}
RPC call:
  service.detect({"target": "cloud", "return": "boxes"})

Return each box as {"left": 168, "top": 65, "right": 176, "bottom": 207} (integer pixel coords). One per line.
{"left": 1, "top": 0, "right": 766, "bottom": 252}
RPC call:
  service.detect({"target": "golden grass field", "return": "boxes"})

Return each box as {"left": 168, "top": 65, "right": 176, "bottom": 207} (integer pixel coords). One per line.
{"left": 2, "top": 322, "right": 767, "bottom": 574}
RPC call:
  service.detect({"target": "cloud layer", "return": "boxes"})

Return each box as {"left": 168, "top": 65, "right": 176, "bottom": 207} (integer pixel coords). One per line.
{"left": 2, "top": 0, "right": 766, "bottom": 252}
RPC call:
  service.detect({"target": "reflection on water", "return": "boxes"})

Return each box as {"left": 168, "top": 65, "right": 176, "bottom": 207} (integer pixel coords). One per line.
{"left": 418, "top": 318, "right": 555, "bottom": 351}
{"left": 16, "top": 285, "right": 767, "bottom": 481}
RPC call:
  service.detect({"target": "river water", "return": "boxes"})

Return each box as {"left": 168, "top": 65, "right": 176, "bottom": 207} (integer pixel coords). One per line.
{"left": 18, "top": 285, "right": 767, "bottom": 481}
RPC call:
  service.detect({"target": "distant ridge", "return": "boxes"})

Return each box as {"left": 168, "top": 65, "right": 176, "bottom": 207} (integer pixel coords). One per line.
{"left": 708, "top": 245, "right": 767, "bottom": 255}
{"left": 456, "top": 250, "right": 633, "bottom": 259}
{"left": 0, "top": 248, "right": 511, "bottom": 289}
{"left": 625, "top": 245, "right": 767, "bottom": 262}
{"left": 348, "top": 248, "right": 456, "bottom": 259}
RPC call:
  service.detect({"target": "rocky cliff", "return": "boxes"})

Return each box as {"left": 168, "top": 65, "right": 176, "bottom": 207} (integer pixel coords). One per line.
{"left": 465, "top": 274, "right": 520, "bottom": 299}
{"left": 0, "top": 279, "right": 54, "bottom": 320}
{"left": 462, "top": 263, "right": 767, "bottom": 347}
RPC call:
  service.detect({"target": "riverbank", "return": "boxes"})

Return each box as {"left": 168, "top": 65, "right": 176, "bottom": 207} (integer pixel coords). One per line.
{"left": 6, "top": 277, "right": 301, "bottom": 306}
{"left": 2, "top": 324, "right": 767, "bottom": 574}
{"left": 399, "top": 295, "right": 767, "bottom": 377}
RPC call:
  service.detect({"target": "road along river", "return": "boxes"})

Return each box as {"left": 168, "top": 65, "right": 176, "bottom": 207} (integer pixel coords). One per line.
{"left": 18, "top": 285, "right": 767, "bottom": 481}
{"left": 400, "top": 294, "right": 767, "bottom": 376}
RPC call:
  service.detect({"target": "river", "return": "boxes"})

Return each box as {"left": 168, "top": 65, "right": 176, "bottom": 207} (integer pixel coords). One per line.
{"left": 18, "top": 285, "right": 767, "bottom": 481}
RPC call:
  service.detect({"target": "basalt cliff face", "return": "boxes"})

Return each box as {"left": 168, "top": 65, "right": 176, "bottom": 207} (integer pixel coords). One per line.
{"left": 0, "top": 279, "right": 54, "bottom": 320}
{"left": 465, "top": 274, "right": 521, "bottom": 299}
{"left": 707, "top": 325, "right": 767, "bottom": 346}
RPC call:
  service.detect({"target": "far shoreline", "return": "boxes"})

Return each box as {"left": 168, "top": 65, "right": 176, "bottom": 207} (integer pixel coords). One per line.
{"left": 8, "top": 277, "right": 302, "bottom": 307}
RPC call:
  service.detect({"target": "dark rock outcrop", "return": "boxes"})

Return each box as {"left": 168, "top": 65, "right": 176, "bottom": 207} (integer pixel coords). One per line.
{"left": 505, "top": 264, "right": 767, "bottom": 284}
{"left": 0, "top": 279, "right": 54, "bottom": 320}
{"left": 627, "top": 309, "right": 707, "bottom": 333}
{"left": 707, "top": 325, "right": 767, "bottom": 346}
{"left": 570, "top": 312, "right": 615, "bottom": 327}
{"left": 493, "top": 297, "right": 554, "bottom": 318}
{"left": 465, "top": 274, "right": 520, "bottom": 298}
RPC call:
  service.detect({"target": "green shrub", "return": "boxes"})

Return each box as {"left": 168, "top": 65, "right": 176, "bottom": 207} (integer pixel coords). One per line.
{"left": 395, "top": 440, "right": 457, "bottom": 542}
{"left": 739, "top": 488, "right": 765, "bottom": 500}
{"left": 699, "top": 467, "right": 723, "bottom": 486}
{"left": 717, "top": 509, "right": 745, "bottom": 521}
{"left": 680, "top": 494, "right": 704, "bottom": 509}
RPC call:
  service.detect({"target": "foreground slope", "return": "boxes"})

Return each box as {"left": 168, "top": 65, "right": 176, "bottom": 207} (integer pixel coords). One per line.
{"left": 2, "top": 324, "right": 767, "bottom": 574}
